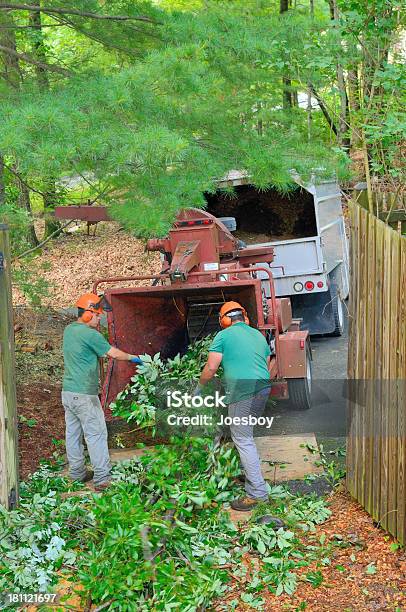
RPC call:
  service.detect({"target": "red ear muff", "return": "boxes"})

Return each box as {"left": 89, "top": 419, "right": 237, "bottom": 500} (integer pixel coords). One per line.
{"left": 219, "top": 314, "right": 232, "bottom": 329}
{"left": 219, "top": 308, "right": 249, "bottom": 329}
{"left": 81, "top": 310, "right": 94, "bottom": 323}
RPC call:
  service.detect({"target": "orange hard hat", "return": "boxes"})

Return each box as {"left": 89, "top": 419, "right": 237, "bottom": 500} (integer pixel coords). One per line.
{"left": 76, "top": 293, "right": 104, "bottom": 315}
{"left": 219, "top": 301, "right": 249, "bottom": 329}
{"left": 219, "top": 301, "right": 244, "bottom": 318}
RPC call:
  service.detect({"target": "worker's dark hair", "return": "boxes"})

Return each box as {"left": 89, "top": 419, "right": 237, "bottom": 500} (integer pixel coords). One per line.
{"left": 78, "top": 307, "right": 85, "bottom": 318}
{"left": 230, "top": 311, "right": 245, "bottom": 323}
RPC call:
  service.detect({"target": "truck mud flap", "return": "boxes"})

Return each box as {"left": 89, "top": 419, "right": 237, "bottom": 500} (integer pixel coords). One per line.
{"left": 291, "top": 291, "right": 337, "bottom": 335}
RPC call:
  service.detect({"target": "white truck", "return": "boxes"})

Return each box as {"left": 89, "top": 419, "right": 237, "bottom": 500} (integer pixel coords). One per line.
{"left": 206, "top": 172, "right": 349, "bottom": 336}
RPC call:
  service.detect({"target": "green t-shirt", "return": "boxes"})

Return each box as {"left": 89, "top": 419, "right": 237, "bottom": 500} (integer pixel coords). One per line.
{"left": 209, "top": 322, "right": 271, "bottom": 403}
{"left": 62, "top": 322, "right": 112, "bottom": 395}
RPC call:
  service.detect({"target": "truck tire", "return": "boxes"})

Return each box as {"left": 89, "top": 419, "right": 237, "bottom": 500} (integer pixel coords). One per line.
{"left": 287, "top": 344, "right": 312, "bottom": 410}
{"left": 330, "top": 282, "right": 344, "bottom": 337}
{"left": 218, "top": 216, "right": 237, "bottom": 232}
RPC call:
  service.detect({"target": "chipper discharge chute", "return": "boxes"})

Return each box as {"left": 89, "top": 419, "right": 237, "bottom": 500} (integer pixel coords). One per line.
{"left": 90, "top": 209, "right": 313, "bottom": 413}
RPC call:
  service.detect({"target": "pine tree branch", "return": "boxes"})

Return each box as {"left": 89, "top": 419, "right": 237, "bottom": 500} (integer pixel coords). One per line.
{"left": 13, "top": 219, "right": 74, "bottom": 261}
{"left": 0, "top": 4, "right": 161, "bottom": 24}
{"left": 0, "top": 43, "right": 71, "bottom": 75}
{"left": 308, "top": 83, "right": 338, "bottom": 136}
{"left": 50, "top": 14, "right": 140, "bottom": 56}
{"left": 2, "top": 161, "right": 46, "bottom": 196}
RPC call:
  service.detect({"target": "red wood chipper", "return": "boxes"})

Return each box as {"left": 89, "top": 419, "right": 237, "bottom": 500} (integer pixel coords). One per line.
{"left": 83, "top": 209, "right": 311, "bottom": 409}
{"left": 56, "top": 206, "right": 312, "bottom": 411}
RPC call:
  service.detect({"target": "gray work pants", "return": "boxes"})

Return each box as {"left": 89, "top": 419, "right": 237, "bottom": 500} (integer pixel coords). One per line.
{"left": 228, "top": 388, "right": 271, "bottom": 500}
{"left": 61, "top": 391, "right": 111, "bottom": 485}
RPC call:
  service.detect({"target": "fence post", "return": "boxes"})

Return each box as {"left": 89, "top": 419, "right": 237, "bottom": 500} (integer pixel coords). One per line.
{"left": 0, "top": 224, "right": 19, "bottom": 509}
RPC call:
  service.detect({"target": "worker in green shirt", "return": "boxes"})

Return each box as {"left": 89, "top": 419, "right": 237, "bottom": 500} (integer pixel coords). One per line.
{"left": 198, "top": 301, "right": 273, "bottom": 512}
{"left": 62, "top": 293, "right": 142, "bottom": 491}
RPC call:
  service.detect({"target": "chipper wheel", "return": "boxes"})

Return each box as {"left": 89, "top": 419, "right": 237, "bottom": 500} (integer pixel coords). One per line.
{"left": 287, "top": 343, "right": 312, "bottom": 410}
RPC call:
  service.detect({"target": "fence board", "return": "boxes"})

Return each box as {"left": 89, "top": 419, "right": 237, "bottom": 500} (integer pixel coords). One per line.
{"left": 388, "top": 233, "right": 400, "bottom": 535}
{"left": 348, "top": 204, "right": 361, "bottom": 500}
{"left": 347, "top": 203, "right": 406, "bottom": 544}
{"left": 346, "top": 204, "right": 357, "bottom": 493}
{"left": 397, "top": 239, "right": 406, "bottom": 543}
{"left": 379, "top": 228, "right": 391, "bottom": 530}
{"left": 358, "top": 209, "right": 368, "bottom": 508}
{"left": 372, "top": 221, "right": 384, "bottom": 522}
{"left": 0, "top": 225, "right": 19, "bottom": 509}
{"left": 364, "top": 212, "right": 376, "bottom": 515}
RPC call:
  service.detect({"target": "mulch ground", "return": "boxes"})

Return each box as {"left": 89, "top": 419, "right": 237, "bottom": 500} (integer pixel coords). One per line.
{"left": 221, "top": 491, "right": 406, "bottom": 612}
{"left": 15, "top": 308, "right": 68, "bottom": 479}
{"left": 17, "top": 383, "right": 66, "bottom": 480}
{"left": 13, "top": 221, "right": 160, "bottom": 308}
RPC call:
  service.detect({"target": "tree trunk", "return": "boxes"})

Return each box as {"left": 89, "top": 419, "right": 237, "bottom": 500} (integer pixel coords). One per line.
{"left": 280, "top": 0, "right": 297, "bottom": 109}
{"left": 282, "top": 76, "right": 293, "bottom": 109}
{"left": 306, "top": 88, "right": 312, "bottom": 141}
{"left": 327, "top": 0, "right": 335, "bottom": 20}
{"left": 17, "top": 174, "right": 39, "bottom": 247}
{"left": 29, "top": 7, "right": 50, "bottom": 91}
{"left": 331, "top": 0, "right": 350, "bottom": 151}
{"left": 308, "top": 84, "right": 338, "bottom": 135}
{"left": 257, "top": 101, "right": 263, "bottom": 136}
{"left": 0, "top": 12, "right": 21, "bottom": 89}
{"left": 347, "top": 69, "right": 360, "bottom": 112}
{"left": 347, "top": 69, "right": 361, "bottom": 147}
{"left": 42, "top": 180, "right": 60, "bottom": 237}
{"left": 0, "top": 13, "right": 18, "bottom": 209}
{"left": 29, "top": 3, "right": 60, "bottom": 238}
{"left": 0, "top": 13, "right": 38, "bottom": 245}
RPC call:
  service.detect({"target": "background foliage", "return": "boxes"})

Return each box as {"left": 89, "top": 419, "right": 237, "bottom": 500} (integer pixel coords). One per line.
{"left": 0, "top": 0, "right": 403, "bottom": 241}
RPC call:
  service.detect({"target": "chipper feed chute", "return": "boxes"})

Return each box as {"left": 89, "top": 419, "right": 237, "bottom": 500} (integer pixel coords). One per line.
{"left": 100, "top": 278, "right": 265, "bottom": 410}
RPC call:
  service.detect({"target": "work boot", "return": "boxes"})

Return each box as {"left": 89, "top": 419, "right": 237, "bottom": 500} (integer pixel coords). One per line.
{"left": 94, "top": 481, "right": 111, "bottom": 492}
{"left": 78, "top": 469, "right": 94, "bottom": 483}
{"left": 230, "top": 496, "right": 266, "bottom": 511}
{"left": 71, "top": 470, "right": 93, "bottom": 484}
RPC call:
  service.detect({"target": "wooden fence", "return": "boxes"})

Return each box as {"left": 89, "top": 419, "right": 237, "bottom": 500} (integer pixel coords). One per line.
{"left": 0, "top": 225, "right": 19, "bottom": 509}
{"left": 356, "top": 189, "right": 406, "bottom": 233}
{"left": 347, "top": 203, "right": 406, "bottom": 544}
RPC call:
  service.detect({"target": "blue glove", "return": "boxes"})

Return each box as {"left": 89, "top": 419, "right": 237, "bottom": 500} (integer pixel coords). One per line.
{"left": 130, "top": 356, "right": 143, "bottom": 365}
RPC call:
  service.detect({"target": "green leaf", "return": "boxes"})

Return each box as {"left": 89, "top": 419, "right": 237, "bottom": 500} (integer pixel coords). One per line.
{"left": 257, "top": 539, "right": 266, "bottom": 554}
